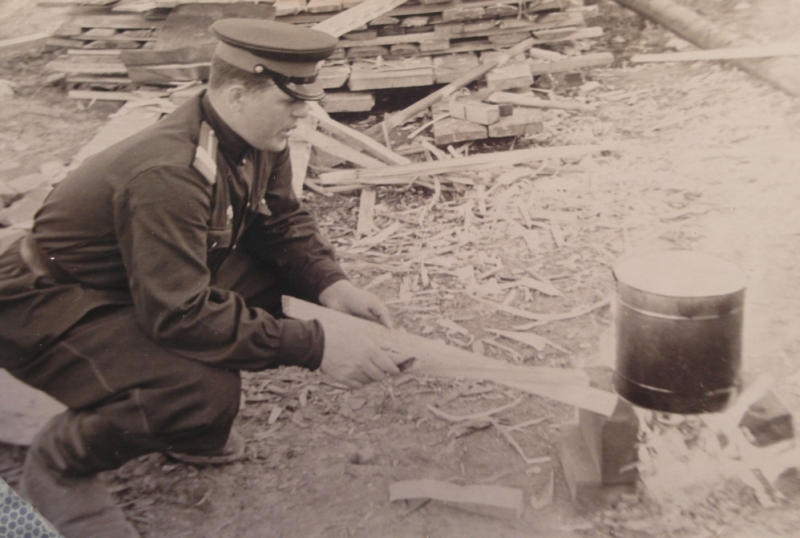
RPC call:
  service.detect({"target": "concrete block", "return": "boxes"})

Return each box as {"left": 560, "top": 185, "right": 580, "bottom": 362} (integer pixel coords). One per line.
{"left": 580, "top": 366, "right": 639, "bottom": 486}
{"left": 488, "top": 107, "right": 543, "bottom": 138}
{"left": 433, "top": 116, "right": 487, "bottom": 146}
{"left": 740, "top": 391, "right": 794, "bottom": 447}
{"left": 557, "top": 423, "right": 636, "bottom": 508}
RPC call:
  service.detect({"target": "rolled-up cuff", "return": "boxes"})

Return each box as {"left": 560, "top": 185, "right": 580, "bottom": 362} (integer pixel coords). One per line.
{"left": 277, "top": 318, "right": 324, "bottom": 370}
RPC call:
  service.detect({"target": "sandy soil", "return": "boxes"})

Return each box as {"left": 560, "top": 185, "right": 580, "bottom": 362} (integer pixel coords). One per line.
{"left": 2, "top": 1, "right": 800, "bottom": 537}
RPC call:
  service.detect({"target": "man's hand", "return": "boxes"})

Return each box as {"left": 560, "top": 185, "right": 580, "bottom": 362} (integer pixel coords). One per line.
{"left": 317, "top": 280, "right": 399, "bottom": 388}
{"left": 319, "top": 319, "right": 400, "bottom": 388}
{"left": 318, "top": 280, "right": 393, "bottom": 328}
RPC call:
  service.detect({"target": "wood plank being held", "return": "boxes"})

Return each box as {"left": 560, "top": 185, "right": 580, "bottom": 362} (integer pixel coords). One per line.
{"left": 283, "top": 297, "right": 618, "bottom": 416}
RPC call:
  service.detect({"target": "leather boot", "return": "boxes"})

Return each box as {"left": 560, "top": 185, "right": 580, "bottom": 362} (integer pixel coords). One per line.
{"left": 18, "top": 412, "right": 141, "bottom": 538}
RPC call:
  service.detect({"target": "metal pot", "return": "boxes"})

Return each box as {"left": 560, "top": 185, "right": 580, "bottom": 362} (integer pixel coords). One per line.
{"left": 613, "top": 250, "right": 746, "bottom": 413}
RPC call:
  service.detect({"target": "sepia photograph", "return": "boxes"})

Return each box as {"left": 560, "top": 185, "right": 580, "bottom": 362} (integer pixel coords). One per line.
{"left": 0, "top": 0, "right": 799, "bottom": 536}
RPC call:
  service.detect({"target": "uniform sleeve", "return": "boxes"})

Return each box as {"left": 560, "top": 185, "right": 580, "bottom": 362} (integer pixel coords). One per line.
{"left": 242, "top": 148, "right": 348, "bottom": 302}
{"left": 113, "top": 164, "right": 324, "bottom": 372}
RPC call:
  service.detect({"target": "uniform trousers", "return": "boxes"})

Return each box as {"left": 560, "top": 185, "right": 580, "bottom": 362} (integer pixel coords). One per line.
{"left": 5, "top": 246, "right": 285, "bottom": 476}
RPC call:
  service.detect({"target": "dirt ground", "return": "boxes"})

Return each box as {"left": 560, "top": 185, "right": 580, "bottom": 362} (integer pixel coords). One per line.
{"left": 2, "top": 1, "right": 800, "bottom": 537}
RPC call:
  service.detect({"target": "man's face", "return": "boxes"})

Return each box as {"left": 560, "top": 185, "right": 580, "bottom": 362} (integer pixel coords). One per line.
{"left": 235, "top": 83, "right": 308, "bottom": 152}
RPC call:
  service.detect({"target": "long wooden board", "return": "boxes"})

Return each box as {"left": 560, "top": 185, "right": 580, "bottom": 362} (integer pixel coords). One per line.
{"left": 631, "top": 43, "right": 800, "bottom": 63}
{"left": 317, "top": 144, "right": 616, "bottom": 185}
{"left": 283, "top": 297, "right": 618, "bottom": 416}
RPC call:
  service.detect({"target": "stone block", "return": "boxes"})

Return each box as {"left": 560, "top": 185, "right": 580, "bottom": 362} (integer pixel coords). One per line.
{"left": 740, "top": 391, "right": 794, "bottom": 447}
{"left": 579, "top": 366, "right": 639, "bottom": 486}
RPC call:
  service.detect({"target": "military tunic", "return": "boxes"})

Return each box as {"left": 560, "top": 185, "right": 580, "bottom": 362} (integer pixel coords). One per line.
{"left": 0, "top": 92, "right": 347, "bottom": 465}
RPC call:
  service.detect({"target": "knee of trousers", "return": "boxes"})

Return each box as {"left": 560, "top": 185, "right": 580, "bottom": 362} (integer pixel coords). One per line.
{"left": 138, "top": 365, "right": 242, "bottom": 444}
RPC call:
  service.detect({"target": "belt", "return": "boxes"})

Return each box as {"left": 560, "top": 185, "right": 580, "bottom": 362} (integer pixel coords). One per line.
{"left": 19, "top": 233, "right": 77, "bottom": 284}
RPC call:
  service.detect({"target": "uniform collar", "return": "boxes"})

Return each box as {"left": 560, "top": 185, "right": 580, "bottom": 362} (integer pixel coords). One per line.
{"left": 201, "top": 91, "right": 251, "bottom": 165}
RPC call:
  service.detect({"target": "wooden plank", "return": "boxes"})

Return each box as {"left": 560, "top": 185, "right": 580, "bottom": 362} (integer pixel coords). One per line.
{"left": 318, "top": 143, "right": 617, "bottom": 185}
{"left": 311, "top": 0, "right": 408, "bottom": 38}
{"left": 389, "top": 479, "right": 524, "bottom": 520}
{"left": 433, "top": 52, "right": 480, "bottom": 83}
{"left": 356, "top": 187, "right": 376, "bottom": 236}
{"left": 488, "top": 107, "right": 543, "bottom": 138}
{"left": 289, "top": 136, "right": 312, "bottom": 199}
{"left": 295, "top": 124, "right": 387, "bottom": 169}
{"left": 307, "top": 0, "right": 343, "bottom": 14}
{"left": 57, "top": 14, "right": 163, "bottom": 30}
{"left": 448, "top": 98, "right": 501, "bottom": 125}
{"left": 317, "top": 64, "right": 351, "bottom": 89}
{"left": 45, "top": 59, "right": 128, "bottom": 75}
{"left": 348, "top": 58, "right": 435, "bottom": 91}
{"left": 433, "top": 116, "right": 487, "bottom": 145}
{"left": 308, "top": 103, "right": 410, "bottom": 165}
{"left": 319, "top": 91, "right": 375, "bottom": 113}
{"left": 284, "top": 297, "right": 617, "bottom": 415}
{"left": 487, "top": 91, "right": 595, "bottom": 111}
{"left": 274, "top": 0, "right": 306, "bottom": 17}
{"left": 68, "top": 89, "right": 167, "bottom": 101}
{"left": 486, "top": 61, "right": 534, "bottom": 91}
{"left": 631, "top": 43, "right": 800, "bottom": 63}
{"left": 73, "top": 102, "right": 164, "bottom": 165}
{"left": 528, "top": 51, "right": 615, "bottom": 74}
{"left": 0, "top": 32, "right": 50, "bottom": 59}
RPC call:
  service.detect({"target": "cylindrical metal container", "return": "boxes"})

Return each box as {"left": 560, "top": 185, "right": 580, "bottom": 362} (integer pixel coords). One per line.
{"left": 613, "top": 250, "right": 746, "bottom": 413}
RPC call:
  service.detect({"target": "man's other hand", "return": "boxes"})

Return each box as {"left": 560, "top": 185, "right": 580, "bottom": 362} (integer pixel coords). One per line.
{"left": 318, "top": 280, "right": 393, "bottom": 328}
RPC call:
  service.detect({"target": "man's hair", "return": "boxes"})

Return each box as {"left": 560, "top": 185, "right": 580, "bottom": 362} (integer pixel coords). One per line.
{"left": 208, "top": 56, "right": 275, "bottom": 92}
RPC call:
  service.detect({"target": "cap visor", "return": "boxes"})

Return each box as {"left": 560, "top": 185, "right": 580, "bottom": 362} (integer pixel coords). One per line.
{"left": 278, "top": 80, "right": 326, "bottom": 101}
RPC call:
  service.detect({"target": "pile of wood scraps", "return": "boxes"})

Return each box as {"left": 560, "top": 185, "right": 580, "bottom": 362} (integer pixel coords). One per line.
{"left": 39, "top": 0, "right": 611, "bottom": 113}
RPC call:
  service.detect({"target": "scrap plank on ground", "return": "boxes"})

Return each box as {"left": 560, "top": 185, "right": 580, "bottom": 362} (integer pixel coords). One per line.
{"left": 389, "top": 479, "right": 524, "bottom": 520}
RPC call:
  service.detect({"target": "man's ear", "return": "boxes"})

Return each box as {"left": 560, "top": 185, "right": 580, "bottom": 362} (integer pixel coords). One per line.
{"left": 225, "top": 84, "right": 247, "bottom": 112}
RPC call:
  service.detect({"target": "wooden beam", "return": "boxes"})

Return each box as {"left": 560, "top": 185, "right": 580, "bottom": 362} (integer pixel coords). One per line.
{"left": 356, "top": 187, "right": 376, "bottom": 236}
{"left": 295, "top": 124, "right": 387, "bottom": 169}
{"left": 487, "top": 91, "right": 595, "bottom": 112}
{"left": 283, "top": 297, "right": 618, "bottom": 416}
{"left": 390, "top": 479, "right": 524, "bottom": 520}
{"left": 317, "top": 144, "right": 615, "bottom": 185}
{"left": 311, "top": 0, "right": 408, "bottom": 37}
{"left": 0, "top": 32, "right": 50, "bottom": 59}
{"left": 613, "top": 0, "right": 800, "bottom": 97}
{"left": 528, "top": 51, "right": 615, "bottom": 74}
{"left": 631, "top": 44, "right": 800, "bottom": 63}
{"left": 308, "top": 103, "right": 410, "bottom": 165}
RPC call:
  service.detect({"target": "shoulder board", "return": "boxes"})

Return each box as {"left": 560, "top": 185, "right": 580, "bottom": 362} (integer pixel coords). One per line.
{"left": 193, "top": 122, "right": 218, "bottom": 185}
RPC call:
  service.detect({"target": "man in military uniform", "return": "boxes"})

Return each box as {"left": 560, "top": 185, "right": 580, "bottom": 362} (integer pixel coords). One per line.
{"left": 0, "top": 19, "right": 399, "bottom": 538}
